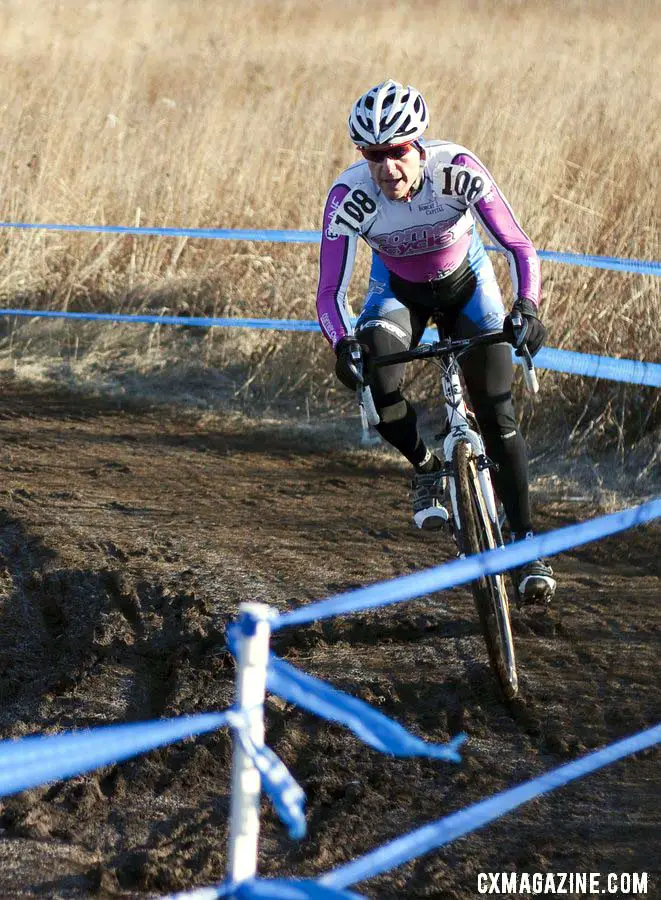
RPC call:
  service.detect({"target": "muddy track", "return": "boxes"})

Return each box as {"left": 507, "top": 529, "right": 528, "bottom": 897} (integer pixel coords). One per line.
{"left": 0, "top": 382, "right": 658, "bottom": 898}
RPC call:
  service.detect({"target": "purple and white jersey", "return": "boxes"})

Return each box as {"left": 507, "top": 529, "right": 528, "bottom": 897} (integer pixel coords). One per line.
{"left": 316, "top": 140, "right": 541, "bottom": 348}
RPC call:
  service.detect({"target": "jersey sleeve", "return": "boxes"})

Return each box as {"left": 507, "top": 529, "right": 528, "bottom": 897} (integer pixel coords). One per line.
{"left": 316, "top": 183, "right": 358, "bottom": 349}
{"left": 451, "top": 150, "right": 541, "bottom": 309}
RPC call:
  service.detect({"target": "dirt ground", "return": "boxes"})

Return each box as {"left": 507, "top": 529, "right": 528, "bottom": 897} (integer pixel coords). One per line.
{"left": 0, "top": 378, "right": 658, "bottom": 899}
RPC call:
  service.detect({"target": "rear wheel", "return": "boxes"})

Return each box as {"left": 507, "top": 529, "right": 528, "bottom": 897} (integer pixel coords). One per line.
{"left": 452, "top": 440, "right": 518, "bottom": 699}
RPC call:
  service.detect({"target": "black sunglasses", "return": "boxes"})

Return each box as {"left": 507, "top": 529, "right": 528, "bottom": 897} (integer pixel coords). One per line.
{"left": 360, "top": 142, "right": 415, "bottom": 163}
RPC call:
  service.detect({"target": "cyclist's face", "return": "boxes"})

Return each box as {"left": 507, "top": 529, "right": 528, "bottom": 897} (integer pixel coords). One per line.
{"left": 362, "top": 143, "right": 422, "bottom": 200}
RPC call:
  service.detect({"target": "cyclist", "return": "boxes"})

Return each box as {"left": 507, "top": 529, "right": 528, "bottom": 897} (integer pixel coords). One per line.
{"left": 316, "top": 79, "right": 556, "bottom": 604}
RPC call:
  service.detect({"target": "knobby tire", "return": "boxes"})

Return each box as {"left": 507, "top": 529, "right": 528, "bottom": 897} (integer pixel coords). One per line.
{"left": 452, "top": 440, "right": 518, "bottom": 699}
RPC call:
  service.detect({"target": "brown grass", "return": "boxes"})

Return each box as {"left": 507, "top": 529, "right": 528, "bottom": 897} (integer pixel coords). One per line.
{"left": 0, "top": 0, "right": 659, "bottom": 456}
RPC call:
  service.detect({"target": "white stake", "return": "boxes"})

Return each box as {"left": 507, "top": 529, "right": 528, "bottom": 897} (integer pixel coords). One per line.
{"left": 227, "top": 603, "right": 273, "bottom": 884}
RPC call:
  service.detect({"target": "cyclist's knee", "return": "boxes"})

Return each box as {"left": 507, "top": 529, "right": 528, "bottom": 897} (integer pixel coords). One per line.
{"left": 494, "top": 403, "right": 518, "bottom": 437}
{"left": 370, "top": 386, "right": 407, "bottom": 417}
{"left": 379, "top": 396, "right": 408, "bottom": 423}
{"left": 359, "top": 338, "right": 408, "bottom": 399}
{"left": 471, "top": 394, "right": 518, "bottom": 440}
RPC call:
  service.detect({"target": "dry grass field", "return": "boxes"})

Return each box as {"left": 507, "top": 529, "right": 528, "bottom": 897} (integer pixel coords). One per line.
{"left": 0, "top": 0, "right": 659, "bottom": 461}
{"left": 0, "top": 0, "right": 659, "bottom": 457}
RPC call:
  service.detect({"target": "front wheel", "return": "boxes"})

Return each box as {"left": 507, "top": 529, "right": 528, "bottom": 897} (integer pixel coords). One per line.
{"left": 452, "top": 440, "right": 518, "bottom": 700}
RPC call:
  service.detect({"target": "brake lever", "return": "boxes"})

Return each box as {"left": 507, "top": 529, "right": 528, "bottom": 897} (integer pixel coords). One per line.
{"left": 510, "top": 313, "right": 528, "bottom": 351}
{"left": 348, "top": 346, "right": 364, "bottom": 386}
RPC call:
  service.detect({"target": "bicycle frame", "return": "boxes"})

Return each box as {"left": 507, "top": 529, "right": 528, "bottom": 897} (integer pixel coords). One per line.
{"left": 437, "top": 350, "right": 503, "bottom": 546}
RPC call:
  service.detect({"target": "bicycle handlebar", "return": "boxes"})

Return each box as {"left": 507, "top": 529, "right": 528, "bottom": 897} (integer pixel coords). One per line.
{"left": 373, "top": 330, "right": 539, "bottom": 394}
{"left": 373, "top": 330, "right": 506, "bottom": 367}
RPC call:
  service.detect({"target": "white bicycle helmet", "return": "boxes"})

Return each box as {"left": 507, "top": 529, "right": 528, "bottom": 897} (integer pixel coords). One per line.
{"left": 348, "top": 79, "right": 429, "bottom": 147}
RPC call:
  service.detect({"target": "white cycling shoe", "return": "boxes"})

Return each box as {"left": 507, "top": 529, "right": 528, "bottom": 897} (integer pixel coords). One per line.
{"left": 512, "top": 533, "right": 557, "bottom": 604}
{"left": 411, "top": 470, "right": 449, "bottom": 530}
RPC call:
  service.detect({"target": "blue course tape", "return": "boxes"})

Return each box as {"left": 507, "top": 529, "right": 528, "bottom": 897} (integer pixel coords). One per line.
{"left": 535, "top": 248, "right": 661, "bottom": 276}
{"left": 0, "top": 221, "right": 659, "bottom": 275}
{"left": 0, "top": 704, "right": 306, "bottom": 840}
{"left": 532, "top": 346, "right": 661, "bottom": 387}
{"left": 233, "top": 880, "right": 365, "bottom": 899}
{"left": 236, "top": 883, "right": 364, "bottom": 900}
{"left": 419, "top": 328, "right": 661, "bottom": 388}
{"left": 165, "top": 879, "right": 365, "bottom": 899}
{"left": 226, "top": 624, "right": 464, "bottom": 764}
{"left": 0, "top": 222, "right": 321, "bottom": 244}
{"left": 234, "top": 727, "right": 307, "bottom": 839}
{"left": 320, "top": 723, "right": 661, "bottom": 889}
{"left": 0, "top": 712, "right": 235, "bottom": 797}
{"left": 273, "top": 499, "right": 661, "bottom": 630}
{"left": 231, "top": 882, "right": 364, "bottom": 899}
{"left": 3, "top": 308, "right": 659, "bottom": 386}
{"left": 0, "top": 308, "right": 320, "bottom": 332}
{"left": 267, "top": 655, "right": 465, "bottom": 762}
{"left": 485, "top": 244, "right": 661, "bottom": 277}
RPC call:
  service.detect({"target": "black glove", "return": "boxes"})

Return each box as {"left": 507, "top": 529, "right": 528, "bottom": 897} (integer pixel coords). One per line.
{"left": 334, "top": 336, "right": 368, "bottom": 391}
{"left": 503, "top": 298, "right": 547, "bottom": 358}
